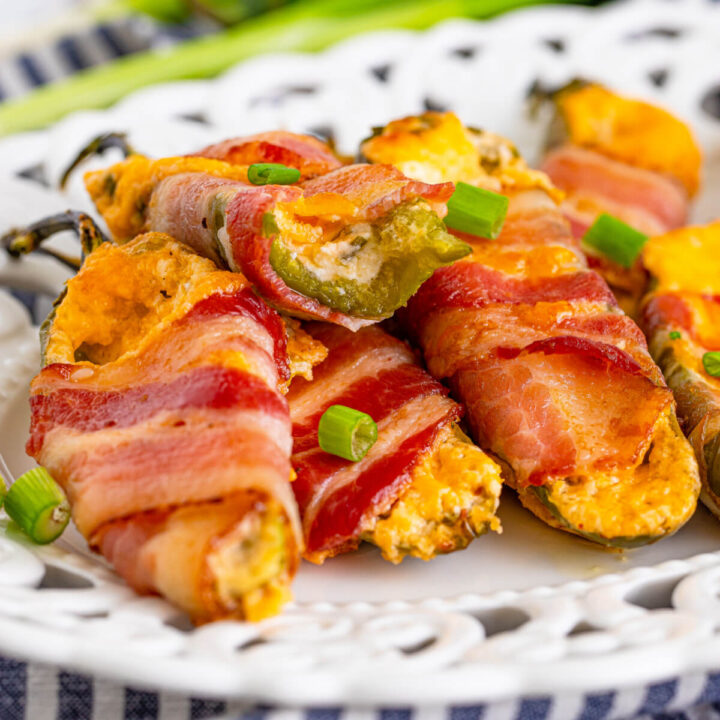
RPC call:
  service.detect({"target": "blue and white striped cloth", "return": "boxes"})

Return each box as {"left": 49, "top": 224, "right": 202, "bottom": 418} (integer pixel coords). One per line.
{"left": 3, "top": 657, "right": 720, "bottom": 720}
{"left": 0, "top": 16, "right": 202, "bottom": 102}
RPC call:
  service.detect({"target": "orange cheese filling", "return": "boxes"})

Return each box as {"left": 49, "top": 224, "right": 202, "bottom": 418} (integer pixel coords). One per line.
{"left": 555, "top": 83, "right": 701, "bottom": 196}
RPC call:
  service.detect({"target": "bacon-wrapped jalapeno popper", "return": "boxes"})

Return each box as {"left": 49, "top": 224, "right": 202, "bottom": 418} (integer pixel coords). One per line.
{"left": 362, "top": 112, "right": 700, "bottom": 548}
{"left": 25, "top": 232, "right": 309, "bottom": 623}
{"left": 539, "top": 82, "right": 702, "bottom": 312}
{"left": 82, "top": 134, "right": 470, "bottom": 331}
{"left": 640, "top": 222, "right": 720, "bottom": 519}
{"left": 288, "top": 324, "right": 503, "bottom": 563}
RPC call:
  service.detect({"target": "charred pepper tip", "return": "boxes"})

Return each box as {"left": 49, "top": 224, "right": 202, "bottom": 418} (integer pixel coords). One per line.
{"left": 59, "top": 131, "right": 135, "bottom": 190}
{"left": 1, "top": 211, "right": 110, "bottom": 269}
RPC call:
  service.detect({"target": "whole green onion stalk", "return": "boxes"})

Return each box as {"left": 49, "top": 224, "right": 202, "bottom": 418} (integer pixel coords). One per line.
{"left": 0, "top": 0, "right": 597, "bottom": 136}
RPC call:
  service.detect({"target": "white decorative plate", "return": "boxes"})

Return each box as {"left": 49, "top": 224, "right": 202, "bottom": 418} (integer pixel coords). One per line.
{"left": 1, "top": 0, "right": 720, "bottom": 705}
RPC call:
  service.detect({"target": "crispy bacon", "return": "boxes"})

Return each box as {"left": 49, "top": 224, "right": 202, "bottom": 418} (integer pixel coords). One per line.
{"left": 402, "top": 265, "right": 616, "bottom": 334}
{"left": 191, "top": 130, "right": 342, "bottom": 179}
{"left": 29, "top": 284, "right": 298, "bottom": 541}
{"left": 287, "top": 324, "right": 460, "bottom": 561}
{"left": 28, "top": 366, "right": 286, "bottom": 457}
{"left": 413, "top": 304, "right": 659, "bottom": 381}
{"left": 542, "top": 145, "right": 689, "bottom": 236}
{"left": 301, "top": 164, "right": 454, "bottom": 219}
{"left": 454, "top": 342, "right": 670, "bottom": 486}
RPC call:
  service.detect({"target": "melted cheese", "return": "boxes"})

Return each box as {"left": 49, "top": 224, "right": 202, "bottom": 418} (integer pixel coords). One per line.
{"left": 283, "top": 317, "right": 328, "bottom": 384}
{"left": 643, "top": 222, "right": 720, "bottom": 354}
{"left": 46, "top": 234, "right": 246, "bottom": 365}
{"left": 643, "top": 222, "right": 720, "bottom": 296}
{"left": 361, "top": 113, "right": 484, "bottom": 184}
{"left": 207, "top": 499, "right": 292, "bottom": 622}
{"left": 557, "top": 84, "right": 702, "bottom": 196}
{"left": 273, "top": 203, "right": 384, "bottom": 285}
{"left": 542, "top": 408, "right": 699, "bottom": 541}
{"left": 361, "top": 112, "right": 562, "bottom": 201}
{"left": 365, "top": 424, "right": 502, "bottom": 563}
{"left": 466, "top": 242, "right": 580, "bottom": 277}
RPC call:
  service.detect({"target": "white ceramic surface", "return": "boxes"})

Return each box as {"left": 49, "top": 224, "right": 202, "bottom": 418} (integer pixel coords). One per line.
{"left": 0, "top": 0, "right": 720, "bottom": 704}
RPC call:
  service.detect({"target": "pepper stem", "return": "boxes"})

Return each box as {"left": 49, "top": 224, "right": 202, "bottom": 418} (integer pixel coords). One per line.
{"left": 1, "top": 211, "right": 110, "bottom": 266}
{"left": 59, "top": 131, "right": 135, "bottom": 189}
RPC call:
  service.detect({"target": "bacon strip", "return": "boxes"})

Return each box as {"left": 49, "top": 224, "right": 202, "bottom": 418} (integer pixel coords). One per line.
{"left": 300, "top": 164, "right": 453, "bottom": 219}
{"left": 542, "top": 145, "right": 689, "bottom": 237}
{"left": 26, "top": 234, "right": 301, "bottom": 623}
{"left": 287, "top": 324, "right": 461, "bottom": 561}
{"left": 191, "top": 130, "right": 342, "bottom": 179}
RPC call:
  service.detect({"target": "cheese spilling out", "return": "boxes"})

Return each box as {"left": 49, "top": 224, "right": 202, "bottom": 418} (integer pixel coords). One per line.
{"left": 643, "top": 222, "right": 720, "bottom": 297}
{"left": 365, "top": 423, "right": 502, "bottom": 563}
{"left": 361, "top": 112, "right": 562, "bottom": 201}
{"left": 84, "top": 155, "right": 249, "bottom": 242}
{"left": 538, "top": 408, "right": 699, "bottom": 543}
{"left": 207, "top": 498, "right": 292, "bottom": 622}
{"left": 45, "top": 234, "right": 243, "bottom": 366}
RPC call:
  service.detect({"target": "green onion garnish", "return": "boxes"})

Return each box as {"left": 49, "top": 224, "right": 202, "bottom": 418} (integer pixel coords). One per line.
{"left": 703, "top": 352, "right": 720, "bottom": 378}
{"left": 582, "top": 213, "right": 649, "bottom": 269}
{"left": 248, "top": 163, "right": 301, "bottom": 186}
{"left": 444, "top": 182, "right": 509, "bottom": 239}
{"left": 669, "top": 331, "right": 682, "bottom": 340}
{"left": 4, "top": 467, "right": 70, "bottom": 544}
{"left": 0, "top": 475, "right": 6, "bottom": 509}
{"left": 318, "top": 405, "right": 378, "bottom": 462}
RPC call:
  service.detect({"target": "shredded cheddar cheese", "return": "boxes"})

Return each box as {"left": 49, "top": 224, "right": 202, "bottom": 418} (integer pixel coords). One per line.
{"left": 46, "top": 234, "right": 245, "bottom": 366}
{"left": 283, "top": 317, "right": 328, "bottom": 384}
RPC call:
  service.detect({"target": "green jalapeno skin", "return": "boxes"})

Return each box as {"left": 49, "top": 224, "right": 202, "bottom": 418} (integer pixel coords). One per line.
{"left": 268, "top": 200, "right": 471, "bottom": 318}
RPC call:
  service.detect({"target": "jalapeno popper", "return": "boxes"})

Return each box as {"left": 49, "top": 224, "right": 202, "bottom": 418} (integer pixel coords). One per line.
{"left": 362, "top": 112, "right": 700, "bottom": 548}
{"left": 24, "top": 232, "right": 307, "bottom": 623}
{"left": 288, "top": 324, "right": 503, "bottom": 563}
{"left": 539, "top": 82, "right": 701, "bottom": 313}
{"left": 83, "top": 141, "right": 470, "bottom": 330}
{"left": 640, "top": 222, "right": 720, "bottom": 519}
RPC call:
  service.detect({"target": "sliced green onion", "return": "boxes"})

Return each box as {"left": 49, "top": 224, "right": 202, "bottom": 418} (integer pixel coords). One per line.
{"left": 0, "top": 475, "right": 6, "bottom": 509}
{"left": 318, "top": 405, "right": 378, "bottom": 462}
{"left": 703, "top": 352, "right": 720, "bottom": 378}
{"left": 4, "top": 467, "right": 70, "bottom": 544}
{"left": 248, "top": 163, "right": 301, "bottom": 186}
{"left": 669, "top": 331, "right": 682, "bottom": 340}
{"left": 582, "top": 213, "right": 649, "bottom": 269}
{"left": 444, "top": 182, "right": 509, "bottom": 239}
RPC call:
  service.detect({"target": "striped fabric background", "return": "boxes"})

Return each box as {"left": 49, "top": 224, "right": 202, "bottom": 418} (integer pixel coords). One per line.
{"left": 0, "top": 16, "right": 201, "bottom": 102}
{"left": 3, "top": 656, "right": 720, "bottom": 720}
